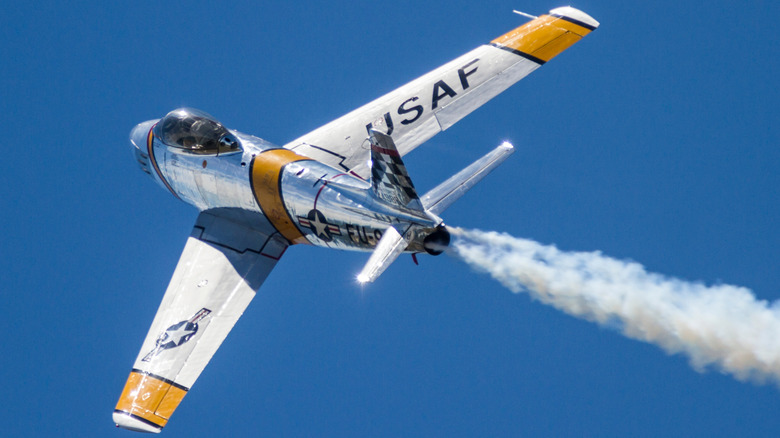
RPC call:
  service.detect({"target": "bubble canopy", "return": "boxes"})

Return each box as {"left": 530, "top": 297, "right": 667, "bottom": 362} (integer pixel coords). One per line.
{"left": 154, "top": 108, "right": 241, "bottom": 155}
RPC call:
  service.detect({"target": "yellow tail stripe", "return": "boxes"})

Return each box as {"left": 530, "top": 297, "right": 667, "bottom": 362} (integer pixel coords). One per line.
{"left": 114, "top": 370, "right": 188, "bottom": 429}
{"left": 491, "top": 14, "right": 592, "bottom": 63}
{"left": 250, "top": 149, "right": 311, "bottom": 245}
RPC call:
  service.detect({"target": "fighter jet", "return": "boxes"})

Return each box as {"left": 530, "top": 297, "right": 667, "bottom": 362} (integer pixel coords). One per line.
{"left": 114, "top": 7, "right": 598, "bottom": 432}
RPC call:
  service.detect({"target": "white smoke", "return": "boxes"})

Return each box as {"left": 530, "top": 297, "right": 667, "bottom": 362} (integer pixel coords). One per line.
{"left": 448, "top": 227, "right": 780, "bottom": 384}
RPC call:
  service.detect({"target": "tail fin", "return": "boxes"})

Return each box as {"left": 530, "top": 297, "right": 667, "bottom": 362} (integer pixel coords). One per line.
{"left": 421, "top": 141, "right": 515, "bottom": 215}
{"left": 369, "top": 130, "right": 424, "bottom": 212}
{"left": 358, "top": 136, "right": 513, "bottom": 284}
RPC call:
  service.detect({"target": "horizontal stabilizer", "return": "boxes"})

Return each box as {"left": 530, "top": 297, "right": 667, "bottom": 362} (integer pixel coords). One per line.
{"left": 357, "top": 226, "right": 409, "bottom": 283}
{"left": 421, "top": 142, "right": 514, "bottom": 215}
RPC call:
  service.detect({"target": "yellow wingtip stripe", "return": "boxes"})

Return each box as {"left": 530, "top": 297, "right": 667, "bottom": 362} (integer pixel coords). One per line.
{"left": 114, "top": 371, "right": 188, "bottom": 428}
{"left": 491, "top": 14, "right": 592, "bottom": 63}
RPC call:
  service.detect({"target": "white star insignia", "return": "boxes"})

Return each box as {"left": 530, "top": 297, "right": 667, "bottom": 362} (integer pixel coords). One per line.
{"left": 309, "top": 214, "right": 330, "bottom": 238}
{"left": 164, "top": 324, "right": 195, "bottom": 346}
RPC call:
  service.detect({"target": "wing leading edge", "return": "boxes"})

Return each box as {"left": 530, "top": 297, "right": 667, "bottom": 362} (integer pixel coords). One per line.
{"left": 284, "top": 7, "right": 598, "bottom": 177}
{"left": 113, "top": 211, "right": 287, "bottom": 433}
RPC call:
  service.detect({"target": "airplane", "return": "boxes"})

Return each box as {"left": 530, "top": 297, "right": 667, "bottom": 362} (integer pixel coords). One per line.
{"left": 114, "top": 6, "right": 598, "bottom": 433}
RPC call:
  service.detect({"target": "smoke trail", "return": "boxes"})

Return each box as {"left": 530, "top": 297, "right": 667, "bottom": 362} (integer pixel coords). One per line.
{"left": 448, "top": 227, "right": 780, "bottom": 384}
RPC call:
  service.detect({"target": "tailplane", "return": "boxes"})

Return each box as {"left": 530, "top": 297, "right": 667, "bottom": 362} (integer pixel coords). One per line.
{"left": 356, "top": 226, "right": 409, "bottom": 283}
{"left": 421, "top": 142, "right": 514, "bottom": 215}
{"left": 357, "top": 138, "right": 514, "bottom": 283}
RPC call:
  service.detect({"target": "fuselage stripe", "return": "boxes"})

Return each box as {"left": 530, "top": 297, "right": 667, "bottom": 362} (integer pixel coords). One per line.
{"left": 250, "top": 149, "right": 311, "bottom": 245}
{"left": 146, "top": 125, "right": 181, "bottom": 200}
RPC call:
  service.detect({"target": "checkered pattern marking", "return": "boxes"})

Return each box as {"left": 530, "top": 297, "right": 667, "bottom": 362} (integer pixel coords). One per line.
{"left": 370, "top": 134, "right": 420, "bottom": 208}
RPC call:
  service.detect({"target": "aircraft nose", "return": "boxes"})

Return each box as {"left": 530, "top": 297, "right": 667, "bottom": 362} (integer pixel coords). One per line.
{"left": 130, "top": 120, "right": 157, "bottom": 151}
{"left": 129, "top": 120, "right": 158, "bottom": 175}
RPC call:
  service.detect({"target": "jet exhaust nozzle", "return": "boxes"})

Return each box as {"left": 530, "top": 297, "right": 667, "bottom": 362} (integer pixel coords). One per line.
{"left": 423, "top": 226, "right": 451, "bottom": 255}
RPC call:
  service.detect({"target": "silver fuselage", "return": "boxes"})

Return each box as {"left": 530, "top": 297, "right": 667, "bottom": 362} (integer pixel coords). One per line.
{"left": 130, "top": 119, "right": 437, "bottom": 253}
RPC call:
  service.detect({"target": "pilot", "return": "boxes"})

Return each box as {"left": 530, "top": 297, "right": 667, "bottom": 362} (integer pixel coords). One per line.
{"left": 157, "top": 108, "right": 240, "bottom": 154}
{"left": 159, "top": 111, "right": 197, "bottom": 149}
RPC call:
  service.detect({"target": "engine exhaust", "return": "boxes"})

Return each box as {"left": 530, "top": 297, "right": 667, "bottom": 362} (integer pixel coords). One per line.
{"left": 423, "top": 226, "right": 451, "bottom": 255}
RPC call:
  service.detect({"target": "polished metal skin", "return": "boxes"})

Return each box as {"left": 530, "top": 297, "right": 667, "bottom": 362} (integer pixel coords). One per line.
{"left": 116, "top": 7, "right": 599, "bottom": 432}
{"left": 130, "top": 109, "right": 441, "bottom": 254}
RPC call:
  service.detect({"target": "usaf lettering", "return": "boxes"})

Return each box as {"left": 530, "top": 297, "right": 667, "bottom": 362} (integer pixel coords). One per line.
{"left": 366, "top": 58, "right": 479, "bottom": 135}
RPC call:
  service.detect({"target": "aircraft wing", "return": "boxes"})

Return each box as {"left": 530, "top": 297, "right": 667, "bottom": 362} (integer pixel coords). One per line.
{"left": 284, "top": 7, "right": 598, "bottom": 178}
{"left": 113, "top": 210, "right": 287, "bottom": 433}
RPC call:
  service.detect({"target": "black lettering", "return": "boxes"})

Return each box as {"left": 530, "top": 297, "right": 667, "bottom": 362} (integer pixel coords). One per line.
{"left": 431, "top": 80, "right": 457, "bottom": 109}
{"left": 357, "top": 226, "right": 369, "bottom": 244}
{"left": 346, "top": 224, "right": 358, "bottom": 243}
{"left": 374, "top": 229, "right": 383, "bottom": 241}
{"left": 398, "top": 97, "right": 423, "bottom": 125}
{"left": 458, "top": 58, "right": 479, "bottom": 90}
{"left": 383, "top": 112, "right": 394, "bottom": 136}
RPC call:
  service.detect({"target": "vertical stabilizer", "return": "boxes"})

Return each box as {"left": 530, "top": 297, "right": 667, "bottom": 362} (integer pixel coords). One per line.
{"left": 369, "top": 130, "right": 424, "bottom": 211}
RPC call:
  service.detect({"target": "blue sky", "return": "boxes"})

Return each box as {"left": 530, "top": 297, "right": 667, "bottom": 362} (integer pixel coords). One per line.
{"left": 2, "top": 1, "right": 779, "bottom": 436}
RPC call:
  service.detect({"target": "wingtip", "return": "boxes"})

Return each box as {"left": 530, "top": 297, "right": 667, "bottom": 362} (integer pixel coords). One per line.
{"left": 549, "top": 6, "right": 600, "bottom": 29}
{"left": 113, "top": 411, "right": 162, "bottom": 434}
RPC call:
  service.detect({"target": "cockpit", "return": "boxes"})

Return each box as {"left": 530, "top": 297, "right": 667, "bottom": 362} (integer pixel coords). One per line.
{"left": 153, "top": 108, "right": 241, "bottom": 155}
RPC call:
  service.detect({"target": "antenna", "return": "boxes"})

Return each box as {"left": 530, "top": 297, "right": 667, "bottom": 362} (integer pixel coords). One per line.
{"left": 512, "top": 10, "right": 538, "bottom": 20}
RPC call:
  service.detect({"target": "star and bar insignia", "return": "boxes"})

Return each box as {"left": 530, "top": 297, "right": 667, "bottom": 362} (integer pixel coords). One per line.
{"left": 297, "top": 209, "right": 341, "bottom": 242}
{"left": 142, "top": 308, "right": 211, "bottom": 362}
